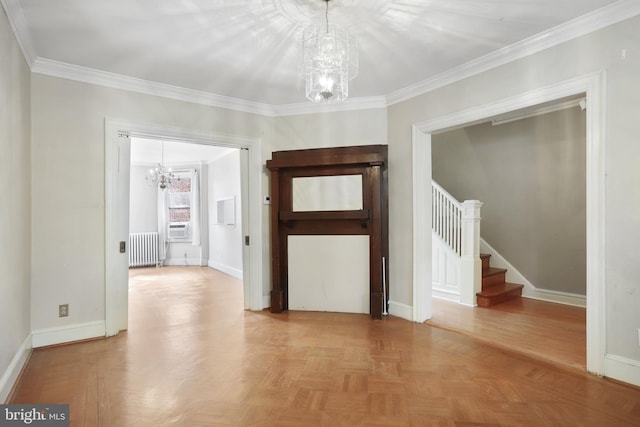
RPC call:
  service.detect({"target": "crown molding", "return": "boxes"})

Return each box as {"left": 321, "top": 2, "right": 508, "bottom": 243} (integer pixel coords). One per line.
{"left": 1, "top": 0, "right": 36, "bottom": 67}
{"left": 32, "top": 56, "right": 387, "bottom": 117}
{"left": 31, "top": 57, "right": 280, "bottom": 117}
{"left": 387, "top": 0, "right": 640, "bottom": 106}
{"left": 491, "top": 97, "right": 584, "bottom": 126}
{"left": 273, "top": 96, "right": 387, "bottom": 116}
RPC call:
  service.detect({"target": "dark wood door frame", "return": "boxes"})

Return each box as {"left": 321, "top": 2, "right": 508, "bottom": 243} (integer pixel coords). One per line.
{"left": 266, "top": 145, "right": 389, "bottom": 319}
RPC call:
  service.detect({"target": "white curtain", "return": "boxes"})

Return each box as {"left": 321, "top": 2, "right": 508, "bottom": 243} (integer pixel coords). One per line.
{"left": 157, "top": 187, "right": 168, "bottom": 264}
{"left": 191, "top": 169, "right": 201, "bottom": 246}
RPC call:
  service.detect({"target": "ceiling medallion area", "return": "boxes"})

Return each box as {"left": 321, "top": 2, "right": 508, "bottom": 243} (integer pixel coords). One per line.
{"left": 262, "top": 0, "right": 390, "bottom": 27}
{"left": 254, "top": 0, "right": 395, "bottom": 103}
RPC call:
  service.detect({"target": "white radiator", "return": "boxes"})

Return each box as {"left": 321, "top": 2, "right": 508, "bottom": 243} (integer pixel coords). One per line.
{"left": 129, "top": 232, "right": 159, "bottom": 268}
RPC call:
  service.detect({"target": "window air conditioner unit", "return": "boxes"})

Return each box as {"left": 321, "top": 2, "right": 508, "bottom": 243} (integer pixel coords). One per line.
{"left": 168, "top": 223, "right": 189, "bottom": 239}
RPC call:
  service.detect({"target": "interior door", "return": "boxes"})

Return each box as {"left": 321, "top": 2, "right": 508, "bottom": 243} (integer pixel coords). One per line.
{"left": 105, "top": 130, "right": 131, "bottom": 336}
{"left": 239, "top": 147, "right": 251, "bottom": 309}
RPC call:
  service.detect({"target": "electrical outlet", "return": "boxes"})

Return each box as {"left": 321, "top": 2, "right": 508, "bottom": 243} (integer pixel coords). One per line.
{"left": 59, "top": 304, "right": 69, "bottom": 317}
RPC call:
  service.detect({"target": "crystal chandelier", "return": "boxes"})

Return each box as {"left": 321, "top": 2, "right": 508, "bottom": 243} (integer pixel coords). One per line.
{"left": 302, "top": 0, "right": 358, "bottom": 103}
{"left": 146, "top": 141, "right": 174, "bottom": 189}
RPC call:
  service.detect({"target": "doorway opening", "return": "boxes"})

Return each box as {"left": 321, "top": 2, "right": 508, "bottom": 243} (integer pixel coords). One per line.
{"left": 428, "top": 96, "right": 587, "bottom": 369}
{"left": 129, "top": 138, "right": 242, "bottom": 272}
{"left": 105, "top": 119, "right": 264, "bottom": 337}
{"left": 128, "top": 136, "right": 245, "bottom": 317}
{"left": 411, "top": 72, "right": 605, "bottom": 376}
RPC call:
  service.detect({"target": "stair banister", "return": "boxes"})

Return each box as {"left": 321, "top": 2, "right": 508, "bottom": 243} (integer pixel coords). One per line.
{"left": 431, "top": 181, "right": 462, "bottom": 256}
{"left": 460, "top": 199, "right": 483, "bottom": 306}
{"left": 431, "top": 181, "right": 482, "bottom": 306}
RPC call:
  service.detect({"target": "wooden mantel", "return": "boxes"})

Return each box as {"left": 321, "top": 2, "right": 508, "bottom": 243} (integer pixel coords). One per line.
{"left": 266, "top": 145, "right": 389, "bottom": 319}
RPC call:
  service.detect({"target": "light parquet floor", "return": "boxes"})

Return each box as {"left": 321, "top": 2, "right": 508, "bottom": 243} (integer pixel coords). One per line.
{"left": 9, "top": 267, "right": 640, "bottom": 426}
{"left": 427, "top": 297, "right": 587, "bottom": 371}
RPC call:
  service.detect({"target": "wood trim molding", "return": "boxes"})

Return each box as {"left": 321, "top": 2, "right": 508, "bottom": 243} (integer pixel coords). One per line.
{"left": 267, "top": 145, "right": 389, "bottom": 319}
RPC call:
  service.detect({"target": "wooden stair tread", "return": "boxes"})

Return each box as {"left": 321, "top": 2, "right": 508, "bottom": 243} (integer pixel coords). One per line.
{"left": 476, "top": 282, "right": 524, "bottom": 307}
{"left": 483, "top": 267, "right": 507, "bottom": 277}
{"left": 476, "top": 252, "right": 523, "bottom": 307}
{"left": 477, "top": 282, "right": 524, "bottom": 297}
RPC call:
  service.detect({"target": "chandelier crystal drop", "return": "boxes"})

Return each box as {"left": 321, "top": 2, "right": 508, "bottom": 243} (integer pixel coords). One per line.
{"left": 303, "top": 0, "right": 358, "bottom": 103}
{"left": 146, "top": 141, "right": 174, "bottom": 190}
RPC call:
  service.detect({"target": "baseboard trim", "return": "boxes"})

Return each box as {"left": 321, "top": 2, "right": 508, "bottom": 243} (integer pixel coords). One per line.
{"left": 207, "top": 260, "right": 243, "bottom": 280}
{"left": 525, "top": 289, "right": 586, "bottom": 308}
{"left": 164, "top": 258, "right": 203, "bottom": 267}
{"left": 432, "top": 287, "right": 460, "bottom": 303}
{"left": 388, "top": 300, "right": 412, "bottom": 321}
{"left": 605, "top": 354, "right": 640, "bottom": 388}
{"left": 31, "top": 321, "right": 106, "bottom": 348}
{"left": 0, "top": 334, "right": 31, "bottom": 403}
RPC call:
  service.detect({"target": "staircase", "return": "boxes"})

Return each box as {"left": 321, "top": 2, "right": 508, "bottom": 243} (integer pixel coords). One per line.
{"left": 477, "top": 253, "right": 524, "bottom": 307}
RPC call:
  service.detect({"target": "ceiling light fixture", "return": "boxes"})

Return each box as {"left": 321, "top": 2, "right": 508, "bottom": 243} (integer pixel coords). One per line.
{"left": 146, "top": 141, "right": 174, "bottom": 190}
{"left": 302, "top": 0, "right": 358, "bottom": 103}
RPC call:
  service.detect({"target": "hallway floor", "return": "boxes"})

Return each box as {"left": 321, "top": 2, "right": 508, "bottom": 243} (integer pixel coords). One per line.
{"left": 428, "top": 297, "right": 586, "bottom": 371}
{"left": 9, "top": 267, "right": 639, "bottom": 426}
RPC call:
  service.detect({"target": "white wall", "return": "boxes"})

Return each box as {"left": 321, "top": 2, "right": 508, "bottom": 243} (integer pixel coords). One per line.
{"left": 0, "top": 7, "right": 31, "bottom": 402}
{"left": 129, "top": 164, "right": 158, "bottom": 233}
{"left": 388, "top": 16, "right": 640, "bottom": 373}
{"left": 268, "top": 109, "right": 388, "bottom": 153}
{"left": 208, "top": 150, "right": 243, "bottom": 278}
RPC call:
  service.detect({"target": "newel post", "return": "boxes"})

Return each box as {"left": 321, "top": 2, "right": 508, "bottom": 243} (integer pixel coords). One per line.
{"left": 460, "top": 200, "right": 483, "bottom": 306}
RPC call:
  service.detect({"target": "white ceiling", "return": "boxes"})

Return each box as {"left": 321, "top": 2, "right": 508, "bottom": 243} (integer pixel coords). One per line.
{"left": 11, "top": 0, "right": 625, "bottom": 106}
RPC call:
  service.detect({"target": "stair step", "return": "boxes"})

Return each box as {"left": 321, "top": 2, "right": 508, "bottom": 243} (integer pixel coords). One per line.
{"left": 480, "top": 253, "right": 491, "bottom": 274}
{"left": 476, "top": 283, "right": 524, "bottom": 307}
{"left": 482, "top": 267, "right": 507, "bottom": 288}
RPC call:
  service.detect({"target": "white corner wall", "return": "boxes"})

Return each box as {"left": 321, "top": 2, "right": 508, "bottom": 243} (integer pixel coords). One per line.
{"left": 208, "top": 150, "right": 243, "bottom": 278}
{"left": 0, "top": 8, "right": 31, "bottom": 402}
{"left": 128, "top": 164, "right": 158, "bottom": 233}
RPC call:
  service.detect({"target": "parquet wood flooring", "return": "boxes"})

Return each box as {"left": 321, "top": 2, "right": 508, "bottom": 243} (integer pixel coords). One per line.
{"left": 428, "top": 297, "right": 586, "bottom": 370}
{"left": 9, "top": 267, "right": 640, "bottom": 426}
